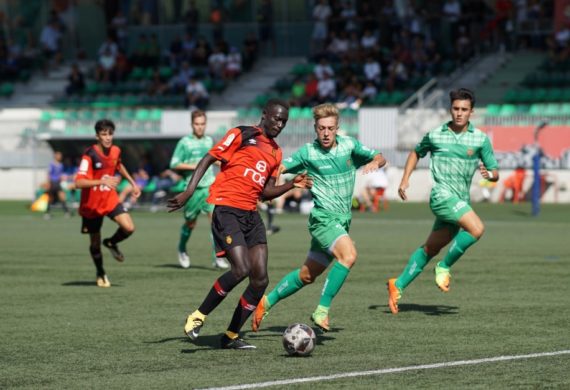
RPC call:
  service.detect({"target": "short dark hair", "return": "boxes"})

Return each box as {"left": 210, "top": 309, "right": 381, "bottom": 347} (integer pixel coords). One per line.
{"left": 264, "top": 98, "right": 289, "bottom": 112}
{"left": 449, "top": 88, "right": 475, "bottom": 108}
{"left": 94, "top": 119, "right": 116, "bottom": 134}
{"left": 191, "top": 109, "right": 206, "bottom": 121}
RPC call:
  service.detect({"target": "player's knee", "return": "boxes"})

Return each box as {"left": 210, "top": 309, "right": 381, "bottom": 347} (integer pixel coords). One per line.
{"left": 123, "top": 225, "right": 135, "bottom": 235}
{"left": 231, "top": 264, "right": 250, "bottom": 280}
{"left": 89, "top": 245, "right": 101, "bottom": 255}
{"left": 470, "top": 224, "right": 485, "bottom": 239}
{"left": 338, "top": 249, "right": 357, "bottom": 268}
{"left": 186, "top": 220, "right": 197, "bottom": 229}
{"left": 251, "top": 275, "right": 269, "bottom": 290}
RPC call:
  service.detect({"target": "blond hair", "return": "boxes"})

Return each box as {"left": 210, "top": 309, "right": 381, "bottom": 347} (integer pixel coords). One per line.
{"left": 312, "top": 103, "right": 339, "bottom": 122}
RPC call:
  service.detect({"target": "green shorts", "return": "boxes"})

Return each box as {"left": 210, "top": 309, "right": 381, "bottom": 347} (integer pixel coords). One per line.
{"left": 430, "top": 194, "right": 472, "bottom": 235}
{"left": 184, "top": 186, "right": 214, "bottom": 221}
{"left": 307, "top": 209, "right": 352, "bottom": 266}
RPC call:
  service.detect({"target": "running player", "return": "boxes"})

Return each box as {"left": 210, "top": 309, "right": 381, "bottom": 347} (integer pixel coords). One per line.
{"left": 167, "top": 99, "right": 313, "bottom": 349}
{"left": 170, "top": 109, "right": 229, "bottom": 269}
{"left": 387, "top": 88, "right": 499, "bottom": 314}
{"left": 252, "top": 103, "right": 385, "bottom": 332}
{"left": 75, "top": 119, "right": 140, "bottom": 288}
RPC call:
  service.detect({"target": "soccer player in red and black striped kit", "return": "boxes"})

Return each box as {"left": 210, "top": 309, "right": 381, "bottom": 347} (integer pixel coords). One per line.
{"left": 167, "top": 99, "right": 313, "bottom": 349}
{"left": 75, "top": 119, "right": 140, "bottom": 288}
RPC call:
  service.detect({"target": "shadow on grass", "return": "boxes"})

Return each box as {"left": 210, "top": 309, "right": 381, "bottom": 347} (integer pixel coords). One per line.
{"left": 368, "top": 303, "right": 458, "bottom": 316}
{"left": 61, "top": 281, "right": 123, "bottom": 287}
{"left": 511, "top": 209, "right": 531, "bottom": 216}
{"left": 155, "top": 264, "right": 221, "bottom": 271}
{"left": 145, "top": 334, "right": 221, "bottom": 352}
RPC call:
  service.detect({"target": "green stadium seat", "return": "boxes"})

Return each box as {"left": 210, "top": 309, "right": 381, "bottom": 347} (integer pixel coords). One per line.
{"left": 149, "top": 109, "right": 162, "bottom": 121}
{"left": 498, "top": 104, "right": 517, "bottom": 116}
{"left": 0, "top": 83, "right": 14, "bottom": 97}
{"left": 544, "top": 103, "right": 560, "bottom": 116}
{"left": 40, "top": 111, "right": 52, "bottom": 122}
{"left": 485, "top": 104, "right": 501, "bottom": 116}
{"left": 288, "top": 107, "right": 302, "bottom": 119}
{"left": 135, "top": 109, "right": 150, "bottom": 121}
{"left": 529, "top": 103, "right": 546, "bottom": 116}
{"left": 300, "top": 107, "right": 313, "bottom": 119}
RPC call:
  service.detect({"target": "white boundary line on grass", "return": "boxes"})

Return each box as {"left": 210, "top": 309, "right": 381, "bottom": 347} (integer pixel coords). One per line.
{"left": 199, "top": 349, "right": 570, "bottom": 390}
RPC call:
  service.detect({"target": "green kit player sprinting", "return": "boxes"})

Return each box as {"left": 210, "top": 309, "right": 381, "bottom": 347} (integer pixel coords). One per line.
{"left": 387, "top": 88, "right": 499, "bottom": 314}
{"left": 170, "top": 110, "right": 229, "bottom": 270}
{"left": 252, "top": 103, "right": 386, "bottom": 332}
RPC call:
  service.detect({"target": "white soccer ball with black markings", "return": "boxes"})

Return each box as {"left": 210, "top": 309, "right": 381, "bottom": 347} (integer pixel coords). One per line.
{"left": 282, "top": 323, "right": 316, "bottom": 356}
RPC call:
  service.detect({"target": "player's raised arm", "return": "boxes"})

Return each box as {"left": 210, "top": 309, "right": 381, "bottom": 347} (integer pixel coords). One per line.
{"left": 167, "top": 153, "right": 218, "bottom": 212}
{"left": 361, "top": 153, "right": 387, "bottom": 174}
{"left": 398, "top": 151, "right": 420, "bottom": 201}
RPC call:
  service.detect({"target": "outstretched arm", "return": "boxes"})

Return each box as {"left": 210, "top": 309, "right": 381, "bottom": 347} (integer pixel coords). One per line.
{"left": 261, "top": 173, "right": 313, "bottom": 201}
{"left": 398, "top": 151, "right": 419, "bottom": 201}
{"left": 361, "top": 153, "right": 387, "bottom": 174}
{"left": 167, "top": 153, "right": 218, "bottom": 212}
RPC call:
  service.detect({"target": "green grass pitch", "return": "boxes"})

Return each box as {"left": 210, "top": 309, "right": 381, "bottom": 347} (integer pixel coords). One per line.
{"left": 1, "top": 201, "right": 569, "bottom": 388}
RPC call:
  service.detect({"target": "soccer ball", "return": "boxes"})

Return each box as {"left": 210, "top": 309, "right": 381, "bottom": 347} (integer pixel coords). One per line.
{"left": 282, "top": 323, "right": 316, "bottom": 356}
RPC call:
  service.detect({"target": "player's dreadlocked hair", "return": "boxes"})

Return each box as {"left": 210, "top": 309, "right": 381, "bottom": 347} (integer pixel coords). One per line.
{"left": 312, "top": 103, "right": 339, "bottom": 122}
{"left": 449, "top": 88, "right": 476, "bottom": 108}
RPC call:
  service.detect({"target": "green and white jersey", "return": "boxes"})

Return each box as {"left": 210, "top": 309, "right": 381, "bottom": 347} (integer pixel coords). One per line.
{"left": 170, "top": 134, "right": 215, "bottom": 188}
{"left": 416, "top": 122, "right": 498, "bottom": 203}
{"left": 283, "top": 135, "right": 378, "bottom": 215}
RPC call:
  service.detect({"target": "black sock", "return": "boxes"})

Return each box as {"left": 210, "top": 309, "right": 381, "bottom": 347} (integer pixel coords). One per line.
{"left": 227, "top": 284, "right": 265, "bottom": 334}
{"left": 61, "top": 201, "right": 69, "bottom": 213}
{"left": 198, "top": 271, "right": 240, "bottom": 315}
{"left": 89, "top": 246, "right": 105, "bottom": 276}
{"left": 108, "top": 228, "right": 132, "bottom": 245}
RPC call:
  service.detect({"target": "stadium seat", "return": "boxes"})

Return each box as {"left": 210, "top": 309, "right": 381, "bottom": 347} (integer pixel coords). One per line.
{"left": 485, "top": 104, "right": 501, "bottom": 116}
{"left": 499, "top": 104, "right": 517, "bottom": 116}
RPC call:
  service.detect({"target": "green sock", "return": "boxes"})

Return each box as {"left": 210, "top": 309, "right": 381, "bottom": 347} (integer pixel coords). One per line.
{"left": 319, "top": 262, "right": 350, "bottom": 308}
{"left": 266, "top": 269, "right": 304, "bottom": 307}
{"left": 395, "top": 247, "right": 432, "bottom": 291}
{"left": 178, "top": 224, "right": 192, "bottom": 253}
{"left": 440, "top": 231, "right": 478, "bottom": 269}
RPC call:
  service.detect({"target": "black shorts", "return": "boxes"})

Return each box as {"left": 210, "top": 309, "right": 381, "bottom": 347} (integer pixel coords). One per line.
{"left": 211, "top": 205, "right": 267, "bottom": 257}
{"left": 48, "top": 180, "right": 63, "bottom": 196}
{"left": 81, "top": 203, "right": 127, "bottom": 234}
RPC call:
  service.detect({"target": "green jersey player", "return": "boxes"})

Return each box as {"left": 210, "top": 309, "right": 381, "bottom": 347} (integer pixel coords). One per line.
{"left": 170, "top": 110, "right": 228, "bottom": 269}
{"left": 387, "top": 88, "right": 499, "bottom": 314}
{"left": 252, "top": 103, "right": 386, "bottom": 332}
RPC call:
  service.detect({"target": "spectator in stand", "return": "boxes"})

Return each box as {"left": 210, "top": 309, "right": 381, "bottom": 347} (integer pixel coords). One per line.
{"left": 169, "top": 34, "right": 184, "bottom": 68}
{"left": 111, "top": 9, "right": 128, "bottom": 51}
{"left": 443, "top": 0, "right": 462, "bottom": 38}
{"left": 340, "top": 0, "right": 358, "bottom": 34}
{"left": 314, "top": 57, "right": 334, "bottom": 80}
{"left": 243, "top": 31, "right": 259, "bottom": 71}
{"left": 317, "top": 72, "right": 337, "bottom": 103}
{"left": 327, "top": 30, "right": 350, "bottom": 61}
{"left": 346, "top": 31, "right": 362, "bottom": 61}
{"left": 209, "top": 4, "right": 226, "bottom": 43}
{"left": 363, "top": 55, "right": 381, "bottom": 85}
{"left": 98, "top": 35, "right": 119, "bottom": 62}
{"left": 410, "top": 35, "right": 428, "bottom": 76}
{"left": 114, "top": 49, "right": 130, "bottom": 82}
{"left": 39, "top": 19, "right": 62, "bottom": 71}
{"left": 96, "top": 47, "right": 117, "bottom": 83}
{"left": 65, "top": 63, "right": 85, "bottom": 95}
{"left": 361, "top": 80, "right": 378, "bottom": 104}
{"left": 225, "top": 46, "right": 242, "bottom": 80}
{"left": 181, "top": 32, "right": 197, "bottom": 63}
{"left": 304, "top": 73, "right": 319, "bottom": 106}
{"left": 257, "top": 0, "right": 276, "bottom": 56}
{"left": 360, "top": 29, "right": 378, "bottom": 53}
{"left": 169, "top": 61, "right": 195, "bottom": 93}
{"left": 425, "top": 39, "right": 442, "bottom": 75}
{"left": 208, "top": 45, "right": 226, "bottom": 79}
{"left": 192, "top": 36, "right": 211, "bottom": 66}
{"left": 147, "top": 67, "right": 168, "bottom": 95}
{"left": 339, "top": 76, "right": 362, "bottom": 109}
{"left": 184, "top": 0, "right": 200, "bottom": 36}
{"left": 131, "top": 33, "right": 150, "bottom": 67}
{"left": 312, "top": 0, "right": 332, "bottom": 54}
{"left": 186, "top": 77, "right": 209, "bottom": 109}
{"left": 386, "top": 57, "right": 408, "bottom": 91}
{"left": 455, "top": 26, "right": 472, "bottom": 64}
